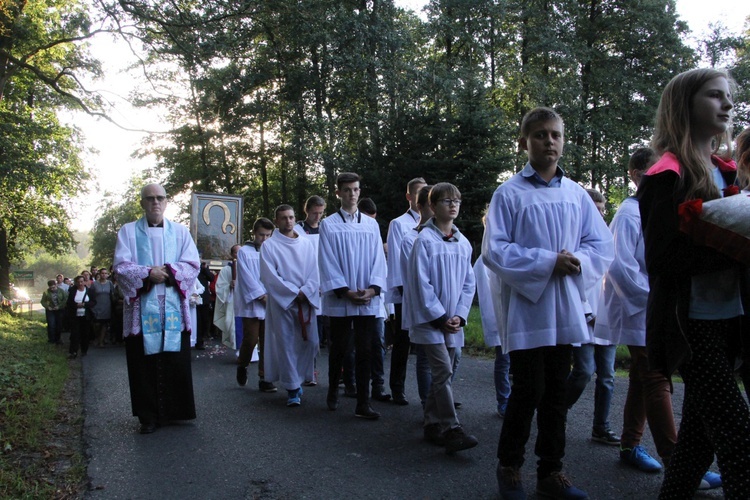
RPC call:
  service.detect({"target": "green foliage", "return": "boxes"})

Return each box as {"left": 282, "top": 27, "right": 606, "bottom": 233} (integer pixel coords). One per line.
{"left": 88, "top": 175, "right": 147, "bottom": 266}
{"left": 106, "top": 0, "right": 699, "bottom": 253}
{"left": 0, "top": 0, "right": 103, "bottom": 295}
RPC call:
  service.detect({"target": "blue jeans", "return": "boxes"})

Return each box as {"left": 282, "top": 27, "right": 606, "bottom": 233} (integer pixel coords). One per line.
{"left": 45, "top": 309, "right": 64, "bottom": 343}
{"left": 417, "top": 344, "right": 461, "bottom": 405}
{"left": 495, "top": 347, "right": 511, "bottom": 408}
{"left": 565, "top": 343, "right": 616, "bottom": 432}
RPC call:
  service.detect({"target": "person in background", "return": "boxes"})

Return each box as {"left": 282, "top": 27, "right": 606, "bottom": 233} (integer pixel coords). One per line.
{"left": 90, "top": 268, "right": 115, "bottom": 347}
{"left": 42, "top": 279, "right": 67, "bottom": 345}
{"left": 564, "top": 188, "right": 620, "bottom": 447}
{"left": 385, "top": 177, "right": 427, "bottom": 406}
{"left": 66, "top": 275, "right": 94, "bottom": 359}
{"left": 235, "top": 219, "right": 276, "bottom": 392}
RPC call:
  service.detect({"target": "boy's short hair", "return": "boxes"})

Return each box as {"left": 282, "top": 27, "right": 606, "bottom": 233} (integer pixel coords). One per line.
{"left": 429, "top": 183, "right": 461, "bottom": 205}
{"left": 407, "top": 177, "right": 426, "bottom": 195}
{"left": 274, "top": 204, "right": 294, "bottom": 218}
{"left": 336, "top": 172, "right": 360, "bottom": 189}
{"left": 253, "top": 217, "right": 275, "bottom": 233}
{"left": 304, "top": 195, "right": 326, "bottom": 212}
{"left": 417, "top": 185, "right": 433, "bottom": 207}
{"left": 585, "top": 188, "right": 605, "bottom": 204}
{"left": 520, "top": 107, "right": 563, "bottom": 138}
{"left": 358, "top": 197, "right": 377, "bottom": 216}
{"left": 628, "top": 147, "right": 656, "bottom": 172}
{"left": 47, "top": 279, "right": 56, "bottom": 287}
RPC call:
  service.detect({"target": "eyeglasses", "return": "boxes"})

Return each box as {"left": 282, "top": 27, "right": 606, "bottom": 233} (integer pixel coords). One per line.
{"left": 438, "top": 199, "right": 462, "bottom": 206}
{"left": 143, "top": 196, "right": 167, "bottom": 203}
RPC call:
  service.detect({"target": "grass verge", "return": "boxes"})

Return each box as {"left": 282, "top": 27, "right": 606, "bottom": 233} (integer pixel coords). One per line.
{"left": 0, "top": 310, "right": 85, "bottom": 498}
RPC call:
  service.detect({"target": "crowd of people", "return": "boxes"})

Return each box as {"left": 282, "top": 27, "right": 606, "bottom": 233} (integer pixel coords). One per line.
{"left": 41, "top": 267, "right": 125, "bottom": 359}
{"left": 44, "top": 67, "right": 750, "bottom": 500}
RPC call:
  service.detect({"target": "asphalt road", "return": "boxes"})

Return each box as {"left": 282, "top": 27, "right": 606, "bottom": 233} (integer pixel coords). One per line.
{"left": 80, "top": 340, "right": 723, "bottom": 499}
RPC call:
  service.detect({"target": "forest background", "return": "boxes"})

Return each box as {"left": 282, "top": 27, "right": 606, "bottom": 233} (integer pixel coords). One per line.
{"left": 2, "top": 0, "right": 750, "bottom": 294}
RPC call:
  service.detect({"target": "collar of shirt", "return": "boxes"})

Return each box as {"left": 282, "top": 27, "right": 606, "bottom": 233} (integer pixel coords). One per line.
{"left": 339, "top": 208, "right": 361, "bottom": 223}
{"left": 148, "top": 222, "right": 164, "bottom": 228}
{"left": 521, "top": 162, "right": 565, "bottom": 188}
{"left": 423, "top": 218, "right": 460, "bottom": 242}
{"left": 407, "top": 208, "right": 420, "bottom": 222}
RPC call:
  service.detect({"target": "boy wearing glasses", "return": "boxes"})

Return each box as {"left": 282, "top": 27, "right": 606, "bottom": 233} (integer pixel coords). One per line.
{"left": 482, "top": 108, "right": 613, "bottom": 499}
{"left": 404, "top": 182, "right": 478, "bottom": 454}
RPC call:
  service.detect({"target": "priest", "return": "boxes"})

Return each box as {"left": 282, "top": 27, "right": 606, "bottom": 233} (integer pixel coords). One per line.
{"left": 113, "top": 183, "right": 200, "bottom": 434}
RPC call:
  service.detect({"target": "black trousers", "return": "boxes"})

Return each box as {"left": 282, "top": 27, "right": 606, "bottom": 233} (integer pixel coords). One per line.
{"left": 498, "top": 345, "right": 572, "bottom": 479}
{"left": 389, "top": 303, "right": 411, "bottom": 394}
{"left": 328, "top": 316, "right": 377, "bottom": 406}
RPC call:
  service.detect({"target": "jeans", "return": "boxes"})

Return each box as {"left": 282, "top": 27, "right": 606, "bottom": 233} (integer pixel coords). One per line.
{"left": 565, "top": 343, "right": 616, "bottom": 432}
{"left": 495, "top": 346, "right": 511, "bottom": 408}
{"left": 371, "top": 317, "right": 386, "bottom": 387}
{"left": 45, "top": 309, "right": 64, "bottom": 343}
{"left": 416, "top": 345, "right": 431, "bottom": 405}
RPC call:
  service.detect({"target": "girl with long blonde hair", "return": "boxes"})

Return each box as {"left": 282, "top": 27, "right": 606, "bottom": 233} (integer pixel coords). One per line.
{"left": 638, "top": 68, "right": 750, "bottom": 499}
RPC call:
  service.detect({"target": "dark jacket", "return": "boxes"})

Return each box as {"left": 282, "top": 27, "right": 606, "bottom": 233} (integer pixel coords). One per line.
{"left": 637, "top": 152, "right": 740, "bottom": 378}
{"left": 66, "top": 286, "right": 96, "bottom": 320}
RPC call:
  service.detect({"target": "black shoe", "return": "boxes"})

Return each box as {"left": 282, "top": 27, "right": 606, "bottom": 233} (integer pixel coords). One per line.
{"left": 327, "top": 388, "right": 339, "bottom": 411}
{"left": 236, "top": 366, "right": 248, "bottom": 386}
{"left": 68, "top": 352, "right": 77, "bottom": 360}
{"left": 454, "top": 401, "right": 462, "bottom": 410}
{"left": 392, "top": 392, "right": 409, "bottom": 405}
{"left": 195, "top": 343, "right": 206, "bottom": 350}
{"left": 259, "top": 380, "right": 277, "bottom": 393}
{"left": 423, "top": 423, "right": 445, "bottom": 446}
{"left": 443, "top": 426, "right": 478, "bottom": 453}
{"left": 354, "top": 405, "right": 380, "bottom": 420}
{"left": 139, "top": 422, "right": 157, "bottom": 434}
{"left": 343, "top": 384, "right": 357, "bottom": 398}
{"left": 371, "top": 386, "right": 392, "bottom": 402}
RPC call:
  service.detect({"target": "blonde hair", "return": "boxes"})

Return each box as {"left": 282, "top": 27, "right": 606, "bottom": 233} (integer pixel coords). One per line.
{"left": 736, "top": 128, "right": 750, "bottom": 190}
{"left": 651, "top": 68, "right": 734, "bottom": 201}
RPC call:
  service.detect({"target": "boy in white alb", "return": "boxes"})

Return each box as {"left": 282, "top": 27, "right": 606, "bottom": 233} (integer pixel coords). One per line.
{"left": 482, "top": 107, "right": 613, "bottom": 499}
{"left": 319, "top": 172, "right": 387, "bottom": 420}
{"left": 260, "top": 205, "right": 320, "bottom": 407}
{"left": 385, "top": 177, "right": 426, "bottom": 405}
{"left": 404, "top": 182, "right": 478, "bottom": 454}
{"left": 235, "top": 218, "right": 275, "bottom": 392}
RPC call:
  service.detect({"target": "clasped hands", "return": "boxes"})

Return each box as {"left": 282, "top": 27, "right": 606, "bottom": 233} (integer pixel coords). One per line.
{"left": 554, "top": 250, "right": 581, "bottom": 276}
{"left": 345, "top": 288, "right": 376, "bottom": 305}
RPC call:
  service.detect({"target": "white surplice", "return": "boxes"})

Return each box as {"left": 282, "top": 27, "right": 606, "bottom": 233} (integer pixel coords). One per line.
{"left": 385, "top": 210, "right": 420, "bottom": 304}
{"left": 260, "top": 230, "right": 320, "bottom": 390}
{"left": 399, "top": 227, "right": 419, "bottom": 331}
{"left": 318, "top": 211, "right": 387, "bottom": 317}
{"left": 234, "top": 243, "right": 266, "bottom": 319}
{"left": 404, "top": 221, "right": 475, "bottom": 347}
{"left": 213, "top": 263, "right": 236, "bottom": 349}
{"left": 481, "top": 172, "right": 614, "bottom": 353}
{"left": 593, "top": 197, "right": 649, "bottom": 346}
{"left": 473, "top": 257, "right": 502, "bottom": 348}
